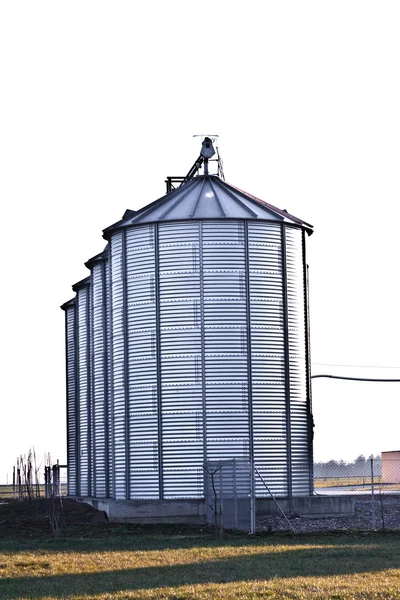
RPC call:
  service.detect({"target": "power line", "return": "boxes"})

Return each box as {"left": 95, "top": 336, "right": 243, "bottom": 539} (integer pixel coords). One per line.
{"left": 311, "top": 374, "right": 400, "bottom": 382}
{"left": 312, "top": 362, "right": 400, "bottom": 370}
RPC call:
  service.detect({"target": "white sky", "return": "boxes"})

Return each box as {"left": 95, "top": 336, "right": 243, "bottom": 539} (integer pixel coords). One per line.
{"left": 1, "top": 1, "right": 400, "bottom": 483}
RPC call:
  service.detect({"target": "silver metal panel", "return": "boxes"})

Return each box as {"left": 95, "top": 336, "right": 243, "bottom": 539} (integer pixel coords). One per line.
{"left": 66, "top": 306, "right": 77, "bottom": 496}
{"left": 159, "top": 221, "right": 204, "bottom": 498}
{"left": 110, "top": 232, "right": 126, "bottom": 499}
{"left": 105, "top": 257, "right": 114, "bottom": 498}
{"left": 126, "top": 225, "right": 160, "bottom": 499}
{"left": 91, "top": 263, "right": 107, "bottom": 498}
{"left": 285, "top": 227, "right": 310, "bottom": 495}
{"left": 248, "top": 222, "right": 288, "bottom": 497}
{"left": 203, "top": 221, "right": 250, "bottom": 465}
{"left": 88, "top": 280, "right": 94, "bottom": 497}
{"left": 77, "top": 286, "right": 90, "bottom": 496}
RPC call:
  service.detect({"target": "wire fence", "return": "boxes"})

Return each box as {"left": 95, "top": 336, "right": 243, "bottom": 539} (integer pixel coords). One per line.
{"left": 204, "top": 457, "right": 400, "bottom": 534}
{"left": 0, "top": 466, "right": 68, "bottom": 502}
{"left": 204, "top": 459, "right": 255, "bottom": 534}
{"left": 4, "top": 456, "right": 400, "bottom": 534}
{"left": 314, "top": 457, "right": 400, "bottom": 494}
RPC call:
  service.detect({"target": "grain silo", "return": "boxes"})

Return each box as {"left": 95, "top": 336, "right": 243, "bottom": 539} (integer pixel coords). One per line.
{"left": 61, "top": 138, "right": 314, "bottom": 518}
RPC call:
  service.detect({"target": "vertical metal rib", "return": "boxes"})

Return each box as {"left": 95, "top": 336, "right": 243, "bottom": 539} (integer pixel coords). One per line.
{"left": 108, "top": 251, "right": 116, "bottom": 500}
{"left": 122, "top": 230, "right": 130, "bottom": 499}
{"left": 244, "top": 221, "right": 254, "bottom": 461}
{"left": 154, "top": 223, "right": 164, "bottom": 499}
{"left": 86, "top": 286, "right": 92, "bottom": 498}
{"left": 74, "top": 300, "right": 80, "bottom": 496}
{"left": 281, "top": 224, "right": 292, "bottom": 498}
{"left": 302, "top": 230, "right": 314, "bottom": 494}
{"left": 90, "top": 278, "right": 96, "bottom": 497}
{"left": 64, "top": 307, "right": 71, "bottom": 496}
{"left": 102, "top": 259, "right": 110, "bottom": 498}
{"left": 199, "top": 221, "right": 207, "bottom": 476}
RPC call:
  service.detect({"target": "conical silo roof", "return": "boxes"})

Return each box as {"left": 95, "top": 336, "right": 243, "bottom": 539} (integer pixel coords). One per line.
{"left": 103, "top": 174, "right": 313, "bottom": 238}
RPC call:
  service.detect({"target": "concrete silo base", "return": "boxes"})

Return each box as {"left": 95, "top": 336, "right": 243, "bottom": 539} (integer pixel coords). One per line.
{"left": 72, "top": 495, "right": 354, "bottom": 524}
{"left": 256, "top": 495, "right": 355, "bottom": 518}
{"left": 74, "top": 497, "right": 206, "bottom": 523}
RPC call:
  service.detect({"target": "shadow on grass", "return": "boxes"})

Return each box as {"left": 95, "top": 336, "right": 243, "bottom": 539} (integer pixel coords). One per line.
{"left": 0, "top": 529, "right": 389, "bottom": 556}
{"left": 0, "top": 531, "right": 246, "bottom": 555}
{"left": 1, "top": 538, "right": 400, "bottom": 599}
{"left": 0, "top": 530, "right": 399, "bottom": 555}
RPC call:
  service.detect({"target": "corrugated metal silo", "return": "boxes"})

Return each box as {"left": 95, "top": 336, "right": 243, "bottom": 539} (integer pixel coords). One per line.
{"left": 85, "top": 248, "right": 112, "bottom": 499}
{"left": 61, "top": 297, "right": 77, "bottom": 496}
{"left": 72, "top": 276, "right": 91, "bottom": 497}
{"left": 62, "top": 145, "right": 313, "bottom": 505}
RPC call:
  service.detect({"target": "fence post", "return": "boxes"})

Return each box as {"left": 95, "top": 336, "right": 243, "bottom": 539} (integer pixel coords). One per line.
{"left": 371, "top": 457, "right": 376, "bottom": 531}
{"left": 250, "top": 459, "right": 255, "bottom": 535}
{"left": 44, "top": 466, "right": 51, "bottom": 499}
{"left": 219, "top": 464, "right": 223, "bottom": 532}
{"left": 53, "top": 463, "right": 60, "bottom": 497}
{"left": 17, "top": 465, "right": 22, "bottom": 501}
{"left": 233, "top": 458, "right": 238, "bottom": 529}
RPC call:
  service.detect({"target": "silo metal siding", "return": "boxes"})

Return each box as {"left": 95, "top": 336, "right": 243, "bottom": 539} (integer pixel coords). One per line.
{"left": 105, "top": 218, "right": 311, "bottom": 500}
{"left": 64, "top": 176, "right": 313, "bottom": 504}
{"left": 77, "top": 285, "right": 91, "bottom": 496}
{"left": 159, "top": 221, "right": 203, "bottom": 499}
{"left": 248, "top": 222, "right": 288, "bottom": 496}
{"left": 285, "top": 227, "right": 310, "bottom": 494}
{"left": 125, "top": 224, "right": 160, "bottom": 499}
{"left": 89, "top": 281, "right": 94, "bottom": 497}
{"left": 202, "top": 221, "right": 250, "bottom": 465}
{"left": 105, "top": 257, "right": 114, "bottom": 498}
{"left": 110, "top": 232, "right": 127, "bottom": 499}
{"left": 65, "top": 305, "right": 78, "bottom": 496}
{"left": 91, "top": 262, "right": 108, "bottom": 498}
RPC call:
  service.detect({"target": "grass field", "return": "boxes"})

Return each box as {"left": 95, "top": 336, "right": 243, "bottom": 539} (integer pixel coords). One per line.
{"left": 314, "top": 477, "right": 400, "bottom": 492}
{"left": 0, "top": 485, "right": 68, "bottom": 501}
{"left": 314, "top": 477, "right": 382, "bottom": 488}
{"left": 2, "top": 500, "right": 400, "bottom": 599}
{"left": 2, "top": 530, "right": 400, "bottom": 598}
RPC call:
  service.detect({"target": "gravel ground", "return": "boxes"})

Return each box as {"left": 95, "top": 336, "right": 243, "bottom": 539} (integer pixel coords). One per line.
{"left": 257, "top": 495, "right": 400, "bottom": 533}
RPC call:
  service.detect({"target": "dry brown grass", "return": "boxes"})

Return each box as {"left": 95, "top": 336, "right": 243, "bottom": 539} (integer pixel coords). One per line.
{"left": 1, "top": 500, "right": 400, "bottom": 599}
{"left": 2, "top": 534, "right": 400, "bottom": 599}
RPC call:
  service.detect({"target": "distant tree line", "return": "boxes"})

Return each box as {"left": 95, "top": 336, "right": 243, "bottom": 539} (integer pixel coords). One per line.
{"left": 314, "top": 455, "right": 382, "bottom": 478}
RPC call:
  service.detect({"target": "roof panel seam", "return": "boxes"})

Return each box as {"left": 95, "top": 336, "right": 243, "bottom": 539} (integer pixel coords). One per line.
{"left": 208, "top": 178, "right": 226, "bottom": 217}
{"left": 214, "top": 179, "right": 258, "bottom": 218}
{"left": 189, "top": 178, "right": 206, "bottom": 219}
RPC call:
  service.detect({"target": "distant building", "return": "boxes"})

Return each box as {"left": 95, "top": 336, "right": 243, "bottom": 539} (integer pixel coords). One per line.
{"left": 382, "top": 451, "right": 400, "bottom": 484}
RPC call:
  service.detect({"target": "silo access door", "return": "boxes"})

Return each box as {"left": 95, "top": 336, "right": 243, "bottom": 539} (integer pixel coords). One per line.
{"left": 204, "top": 459, "right": 255, "bottom": 533}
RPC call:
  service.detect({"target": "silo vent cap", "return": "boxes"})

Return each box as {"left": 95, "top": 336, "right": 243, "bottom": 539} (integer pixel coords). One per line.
{"left": 200, "top": 137, "right": 216, "bottom": 159}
